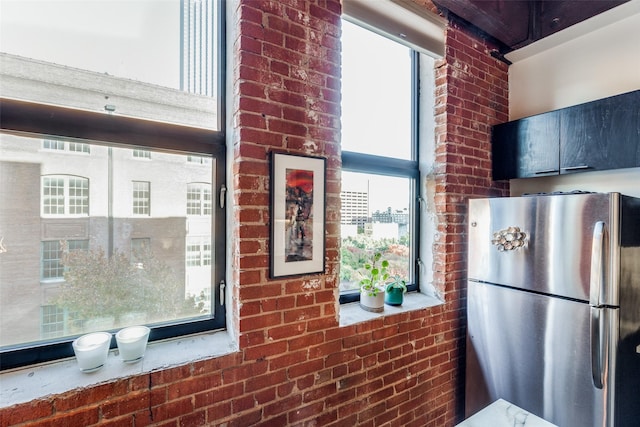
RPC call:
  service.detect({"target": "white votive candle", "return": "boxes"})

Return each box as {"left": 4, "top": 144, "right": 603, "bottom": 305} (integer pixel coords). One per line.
{"left": 72, "top": 332, "right": 112, "bottom": 372}
{"left": 115, "top": 326, "right": 150, "bottom": 363}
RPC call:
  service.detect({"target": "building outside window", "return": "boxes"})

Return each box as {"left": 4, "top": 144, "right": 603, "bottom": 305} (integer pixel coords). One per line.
{"left": 187, "top": 182, "right": 212, "bottom": 215}
{"left": 0, "top": 0, "right": 225, "bottom": 370}
{"left": 187, "top": 155, "right": 212, "bottom": 164}
{"left": 339, "top": 19, "right": 418, "bottom": 299}
{"left": 186, "top": 236, "right": 212, "bottom": 267}
{"left": 133, "top": 149, "right": 151, "bottom": 159}
{"left": 131, "top": 238, "right": 151, "bottom": 267}
{"left": 43, "top": 139, "right": 90, "bottom": 153}
{"left": 41, "top": 239, "right": 89, "bottom": 281}
{"left": 132, "top": 181, "right": 151, "bottom": 216}
{"left": 40, "top": 305, "right": 65, "bottom": 339}
{"left": 68, "top": 142, "right": 90, "bottom": 153}
{"left": 43, "top": 139, "right": 65, "bottom": 151}
{"left": 42, "top": 175, "right": 89, "bottom": 216}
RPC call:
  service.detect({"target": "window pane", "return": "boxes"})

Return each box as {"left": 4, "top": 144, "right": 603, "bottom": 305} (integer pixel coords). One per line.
{"left": 187, "top": 182, "right": 212, "bottom": 216}
{"left": 340, "top": 172, "right": 412, "bottom": 291}
{"left": 133, "top": 149, "right": 151, "bottom": 159}
{"left": 41, "top": 305, "right": 65, "bottom": 339}
{"left": 43, "top": 139, "right": 64, "bottom": 151}
{"left": 0, "top": 133, "right": 214, "bottom": 348}
{"left": 68, "top": 143, "right": 90, "bottom": 153}
{"left": 0, "top": 0, "right": 220, "bottom": 130}
{"left": 42, "top": 241, "right": 64, "bottom": 280}
{"left": 68, "top": 177, "right": 89, "bottom": 215}
{"left": 133, "top": 181, "right": 151, "bottom": 215}
{"left": 42, "top": 177, "right": 65, "bottom": 215}
{"left": 341, "top": 20, "right": 413, "bottom": 160}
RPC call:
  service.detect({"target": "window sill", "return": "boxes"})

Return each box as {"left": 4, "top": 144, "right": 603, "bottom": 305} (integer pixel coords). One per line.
{"left": 0, "top": 329, "right": 237, "bottom": 408}
{"left": 339, "top": 291, "right": 444, "bottom": 326}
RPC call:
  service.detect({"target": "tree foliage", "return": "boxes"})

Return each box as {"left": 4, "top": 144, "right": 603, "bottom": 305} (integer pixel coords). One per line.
{"left": 340, "top": 235, "right": 410, "bottom": 291}
{"left": 54, "top": 243, "right": 203, "bottom": 330}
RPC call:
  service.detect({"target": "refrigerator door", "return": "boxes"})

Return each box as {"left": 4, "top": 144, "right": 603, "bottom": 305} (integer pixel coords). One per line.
{"left": 466, "top": 281, "right": 612, "bottom": 427}
{"left": 468, "top": 193, "right": 617, "bottom": 303}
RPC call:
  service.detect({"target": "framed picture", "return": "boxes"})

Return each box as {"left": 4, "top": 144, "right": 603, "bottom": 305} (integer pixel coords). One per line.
{"left": 270, "top": 152, "right": 326, "bottom": 278}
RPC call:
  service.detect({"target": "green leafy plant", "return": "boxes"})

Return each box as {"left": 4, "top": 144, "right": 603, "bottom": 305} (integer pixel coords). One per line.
{"left": 386, "top": 275, "right": 408, "bottom": 294}
{"left": 359, "top": 251, "right": 390, "bottom": 297}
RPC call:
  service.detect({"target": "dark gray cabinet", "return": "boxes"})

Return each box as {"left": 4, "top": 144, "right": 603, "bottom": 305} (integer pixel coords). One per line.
{"left": 492, "top": 112, "right": 560, "bottom": 180}
{"left": 560, "top": 90, "right": 640, "bottom": 174}
{"left": 492, "top": 90, "right": 640, "bottom": 180}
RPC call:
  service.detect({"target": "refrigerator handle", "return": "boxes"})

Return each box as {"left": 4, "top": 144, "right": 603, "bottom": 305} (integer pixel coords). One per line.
{"left": 590, "top": 307, "right": 604, "bottom": 389}
{"left": 589, "top": 221, "right": 606, "bottom": 307}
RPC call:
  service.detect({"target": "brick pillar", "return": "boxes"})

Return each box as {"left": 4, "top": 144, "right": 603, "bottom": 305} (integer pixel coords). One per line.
{"left": 432, "top": 16, "right": 510, "bottom": 418}
{"left": 229, "top": 0, "right": 342, "bottom": 349}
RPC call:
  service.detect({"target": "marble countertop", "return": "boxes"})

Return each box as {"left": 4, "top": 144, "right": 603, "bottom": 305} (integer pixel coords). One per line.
{"left": 456, "top": 399, "right": 558, "bottom": 427}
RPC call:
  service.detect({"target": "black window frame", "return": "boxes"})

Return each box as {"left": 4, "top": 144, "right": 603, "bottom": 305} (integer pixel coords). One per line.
{"left": 339, "top": 47, "right": 421, "bottom": 304}
{"left": 0, "top": 0, "right": 226, "bottom": 371}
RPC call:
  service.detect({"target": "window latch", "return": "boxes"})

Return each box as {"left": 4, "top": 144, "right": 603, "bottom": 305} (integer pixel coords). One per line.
{"left": 219, "top": 184, "right": 226, "bottom": 209}
{"left": 219, "top": 280, "right": 225, "bottom": 306}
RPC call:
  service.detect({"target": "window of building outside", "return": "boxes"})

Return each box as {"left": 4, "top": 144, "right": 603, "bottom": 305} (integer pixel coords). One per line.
{"left": 339, "top": 19, "right": 420, "bottom": 302}
{"left": 133, "top": 149, "right": 151, "bottom": 159}
{"left": 187, "top": 183, "right": 213, "bottom": 216}
{"left": 132, "top": 181, "right": 151, "bottom": 216}
{"left": 0, "top": 0, "right": 225, "bottom": 370}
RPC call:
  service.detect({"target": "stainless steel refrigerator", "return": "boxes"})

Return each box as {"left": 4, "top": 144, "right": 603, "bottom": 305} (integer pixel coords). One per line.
{"left": 466, "top": 192, "right": 640, "bottom": 427}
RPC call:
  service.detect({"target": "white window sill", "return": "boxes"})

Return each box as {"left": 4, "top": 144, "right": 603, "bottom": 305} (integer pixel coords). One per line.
{"left": 0, "top": 329, "right": 237, "bottom": 408}
{"left": 339, "top": 291, "right": 444, "bottom": 326}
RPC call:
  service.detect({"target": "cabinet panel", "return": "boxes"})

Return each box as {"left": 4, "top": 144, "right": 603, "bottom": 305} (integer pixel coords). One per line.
{"left": 560, "top": 91, "right": 640, "bottom": 174}
{"left": 492, "top": 112, "right": 560, "bottom": 180}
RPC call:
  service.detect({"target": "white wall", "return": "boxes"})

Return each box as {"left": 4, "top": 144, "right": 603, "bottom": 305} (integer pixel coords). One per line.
{"left": 506, "top": 0, "right": 640, "bottom": 119}
{"left": 504, "top": 0, "right": 640, "bottom": 199}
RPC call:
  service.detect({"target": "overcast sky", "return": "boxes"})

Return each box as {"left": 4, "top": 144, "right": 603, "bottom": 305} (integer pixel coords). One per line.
{"left": 0, "top": 0, "right": 181, "bottom": 89}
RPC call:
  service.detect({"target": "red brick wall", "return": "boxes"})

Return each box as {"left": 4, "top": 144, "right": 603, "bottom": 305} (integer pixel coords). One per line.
{"left": 0, "top": 1, "right": 509, "bottom": 426}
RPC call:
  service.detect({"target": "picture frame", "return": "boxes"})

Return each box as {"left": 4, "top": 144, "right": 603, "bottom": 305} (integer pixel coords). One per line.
{"left": 270, "top": 152, "right": 326, "bottom": 278}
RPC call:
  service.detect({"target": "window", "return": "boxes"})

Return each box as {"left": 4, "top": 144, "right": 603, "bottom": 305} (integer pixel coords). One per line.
{"left": 187, "top": 155, "right": 212, "bottom": 165}
{"left": 41, "top": 240, "right": 89, "bottom": 280}
{"left": 42, "top": 175, "right": 89, "bottom": 216}
{"left": 187, "top": 183, "right": 212, "bottom": 215}
{"left": 43, "top": 139, "right": 90, "bottom": 153}
{"left": 41, "top": 305, "right": 65, "bottom": 339}
{"left": 186, "top": 236, "right": 212, "bottom": 267}
{"left": 339, "top": 19, "right": 419, "bottom": 301}
{"left": 132, "top": 181, "right": 151, "bottom": 216}
{"left": 0, "top": 0, "right": 225, "bottom": 370}
{"left": 69, "top": 142, "right": 90, "bottom": 153}
{"left": 43, "top": 139, "right": 64, "bottom": 151}
{"left": 133, "top": 149, "right": 151, "bottom": 159}
{"left": 131, "top": 238, "right": 151, "bottom": 267}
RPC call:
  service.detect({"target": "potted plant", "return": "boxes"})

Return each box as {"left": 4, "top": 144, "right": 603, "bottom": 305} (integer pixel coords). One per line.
{"left": 359, "top": 252, "right": 389, "bottom": 313}
{"left": 385, "top": 275, "right": 407, "bottom": 306}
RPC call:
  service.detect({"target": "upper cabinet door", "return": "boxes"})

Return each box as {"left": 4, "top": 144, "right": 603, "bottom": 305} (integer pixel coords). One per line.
{"left": 560, "top": 91, "right": 640, "bottom": 174}
{"left": 492, "top": 111, "right": 560, "bottom": 180}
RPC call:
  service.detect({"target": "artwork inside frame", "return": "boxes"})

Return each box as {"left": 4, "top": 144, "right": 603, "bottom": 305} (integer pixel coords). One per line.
{"left": 270, "top": 152, "right": 326, "bottom": 278}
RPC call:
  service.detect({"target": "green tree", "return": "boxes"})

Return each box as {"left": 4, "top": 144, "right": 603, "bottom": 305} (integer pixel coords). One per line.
{"left": 54, "top": 243, "right": 202, "bottom": 330}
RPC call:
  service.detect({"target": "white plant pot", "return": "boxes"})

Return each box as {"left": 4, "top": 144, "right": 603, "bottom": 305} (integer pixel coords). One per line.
{"left": 115, "top": 325, "right": 150, "bottom": 363}
{"left": 360, "top": 289, "right": 385, "bottom": 313}
{"left": 72, "top": 332, "right": 112, "bottom": 372}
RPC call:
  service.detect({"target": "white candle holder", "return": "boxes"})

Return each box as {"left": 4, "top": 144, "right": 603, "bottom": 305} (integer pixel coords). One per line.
{"left": 72, "top": 332, "right": 112, "bottom": 372}
{"left": 115, "top": 326, "right": 150, "bottom": 363}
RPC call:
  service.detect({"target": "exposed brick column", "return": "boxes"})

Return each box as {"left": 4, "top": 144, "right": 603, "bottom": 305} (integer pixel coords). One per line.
{"left": 432, "top": 16, "right": 510, "bottom": 417}
{"left": 230, "top": 0, "right": 342, "bottom": 350}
